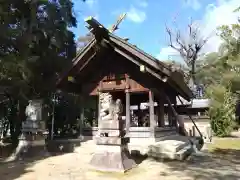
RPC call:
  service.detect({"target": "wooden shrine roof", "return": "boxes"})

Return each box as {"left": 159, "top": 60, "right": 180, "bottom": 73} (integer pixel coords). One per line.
{"left": 57, "top": 17, "right": 193, "bottom": 101}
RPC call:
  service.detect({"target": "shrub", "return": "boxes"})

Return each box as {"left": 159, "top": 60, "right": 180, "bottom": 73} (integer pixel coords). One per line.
{"left": 206, "top": 84, "right": 236, "bottom": 137}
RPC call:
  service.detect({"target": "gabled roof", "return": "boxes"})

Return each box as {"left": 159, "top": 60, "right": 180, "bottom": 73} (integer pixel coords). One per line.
{"left": 57, "top": 17, "right": 193, "bottom": 101}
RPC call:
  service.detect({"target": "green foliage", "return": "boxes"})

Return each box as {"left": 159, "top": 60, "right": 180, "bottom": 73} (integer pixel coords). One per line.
{"left": 200, "top": 16, "right": 240, "bottom": 136}
{"left": 234, "top": 6, "right": 240, "bottom": 12}
{"left": 195, "top": 52, "right": 220, "bottom": 86}
{"left": 50, "top": 92, "right": 81, "bottom": 138}
{"left": 206, "top": 85, "right": 236, "bottom": 137}
{"left": 0, "top": 0, "right": 77, "bottom": 99}
{"left": 0, "top": 0, "right": 82, "bottom": 142}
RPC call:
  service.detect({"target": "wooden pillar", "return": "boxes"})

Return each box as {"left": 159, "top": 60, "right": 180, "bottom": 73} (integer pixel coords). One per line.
{"left": 157, "top": 96, "right": 165, "bottom": 127}
{"left": 168, "top": 103, "right": 173, "bottom": 126}
{"left": 98, "top": 80, "right": 103, "bottom": 127}
{"left": 167, "top": 95, "right": 177, "bottom": 127}
{"left": 98, "top": 92, "right": 101, "bottom": 127}
{"left": 149, "top": 90, "right": 156, "bottom": 135}
{"left": 172, "top": 96, "right": 177, "bottom": 127}
{"left": 78, "top": 95, "right": 84, "bottom": 138}
{"left": 125, "top": 90, "right": 130, "bottom": 135}
{"left": 137, "top": 104, "right": 141, "bottom": 127}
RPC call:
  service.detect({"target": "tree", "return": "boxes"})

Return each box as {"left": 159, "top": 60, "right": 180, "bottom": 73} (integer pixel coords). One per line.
{"left": 201, "top": 22, "right": 240, "bottom": 93}
{"left": 202, "top": 11, "right": 240, "bottom": 135}
{"left": 207, "top": 84, "right": 236, "bottom": 137}
{"left": 0, "top": 0, "right": 79, "bottom": 160}
{"left": 0, "top": 0, "right": 77, "bottom": 98}
{"left": 194, "top": 52, "right": 220, "bottom": 87}
{"left": 234, "top": 6, "right": 240, "bottom": 12}
{"left": 165, "top": 19, "right": 209, "bottom": 87}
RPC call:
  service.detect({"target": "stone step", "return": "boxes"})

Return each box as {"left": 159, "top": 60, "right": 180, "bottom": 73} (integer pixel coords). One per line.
{"left": 148, "top": 144, "right": 192, "bottom": 160}
{"left": 129, "top": 135, "right": 202, "bottom": 161}
{"left": 77, "top": 136, "right": 202, "bottom": 161}
{"left": 146, "top": 136, "right": 204, "bottom": 161}
{"left": 150, "top": 138, "right": 190, "bottom": 153}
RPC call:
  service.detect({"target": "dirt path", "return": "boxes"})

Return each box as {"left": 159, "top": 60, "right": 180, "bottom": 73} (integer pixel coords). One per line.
{"left": 0, "top": 140, "right": 240, "bottom": 180}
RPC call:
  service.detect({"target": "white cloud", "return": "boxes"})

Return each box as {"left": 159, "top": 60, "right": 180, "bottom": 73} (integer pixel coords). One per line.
{"left": 182, "top": 0, "right": 201, "bottom": 11}
{"left": 201, "top": 0, "right": 240, "bottom": 53}
{"left": 156, "top": 47, "right": 179, "bottom": 60}
{"left": 157, "top": 0, "right": 240, "bottom": 61}
{"left": 86, "top": 0, "right": 98, "bottom": 9}
{"left": 137, "top": 0, "right": 148, "bottom": 8}
{"left": 127, "top": 7, "right": 146, "bottom": 23}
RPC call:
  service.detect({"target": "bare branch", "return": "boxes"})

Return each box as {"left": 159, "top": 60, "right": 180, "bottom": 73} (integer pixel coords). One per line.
{"left": 165, "top": 17, "right": 210, "bottom": 85}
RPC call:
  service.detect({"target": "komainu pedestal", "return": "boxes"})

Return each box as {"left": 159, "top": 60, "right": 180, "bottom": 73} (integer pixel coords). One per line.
{"left": 89, "top": 93, "right": 136, "bottom": 172}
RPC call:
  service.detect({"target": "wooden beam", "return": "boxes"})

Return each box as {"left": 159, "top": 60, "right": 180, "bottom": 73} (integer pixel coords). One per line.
{"left": 106, "top": 41, "right": 168, "bottom": 82}
{"left": 76, "top": 52, "right": 96, "bottom": 73}
{"left": 109, "top": 34, "right": 171, "bottom": 76}
{"left": 108, "top": 13, "right": 127, "bottom": 33}
{"left": 114, "top": 54, "right": 168, "bottom": 93}
{"left": 85, "top": 16, "right": 108, "bottom": 37}
{"left": 108, "top": 35, "right": 192, "bottom": 100}
{"left": 74, "top": 47, "right": 110, "bottom": 86}
{"left": 56, "top": 39, "right": 96, "bottom": 86}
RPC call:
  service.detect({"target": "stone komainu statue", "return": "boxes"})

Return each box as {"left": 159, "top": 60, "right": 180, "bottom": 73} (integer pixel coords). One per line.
{"left": 25, "top": 100, "right": 37, "bottom": 121}
{"left": 90, "top": 92, "right": 136, "bottom": 172}
{"left": 99, "top": 92, "right": 123, "bottom": 122}
{"left": 98, "top": 92, "right": 124, "bottom": 137}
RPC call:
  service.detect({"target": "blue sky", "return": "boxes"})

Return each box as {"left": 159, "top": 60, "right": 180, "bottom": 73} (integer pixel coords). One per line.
{"left": 72, "top": 0, "right": 240, "bottom": 61}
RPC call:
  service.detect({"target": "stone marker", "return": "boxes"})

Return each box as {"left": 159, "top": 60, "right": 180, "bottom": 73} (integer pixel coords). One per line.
{"left": 90, "top": 92, "right": 136, "bottom": 172}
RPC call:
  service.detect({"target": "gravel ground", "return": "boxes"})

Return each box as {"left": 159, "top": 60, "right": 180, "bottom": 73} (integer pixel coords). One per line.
{"left": 0, "top": 140, "right": 240, "bottom": 180}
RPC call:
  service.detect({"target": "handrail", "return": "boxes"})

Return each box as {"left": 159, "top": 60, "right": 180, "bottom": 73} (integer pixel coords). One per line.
{"left": 164, "top": 93, "right": 203, "bottom": 138}
{"left": 177, "top": 96, "right": 203, "bottom": 138}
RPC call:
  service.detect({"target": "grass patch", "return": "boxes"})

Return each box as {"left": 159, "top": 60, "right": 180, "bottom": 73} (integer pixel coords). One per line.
{"left": 207, "top": 138, "right": 240, "bottom": 152}
{"left": 206, "top": 138, "right": 240, "bottom": 161}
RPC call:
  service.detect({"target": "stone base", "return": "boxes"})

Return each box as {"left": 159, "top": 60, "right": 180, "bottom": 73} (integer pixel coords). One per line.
{"left": 94, "top": 136, "right": 129, "bottom": 145}
{"left": 148, "top": 144, "right": 193, "bottom": 160}
{"left": 89, "top": 145, "right": 137, "bottom": 173}
{"left": 147, "top": 136, "right": 202, "bottom": 161}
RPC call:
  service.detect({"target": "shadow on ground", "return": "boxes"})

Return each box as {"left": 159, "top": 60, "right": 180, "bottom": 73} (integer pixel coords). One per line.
{"left": 0, "top": 140, "right": 81, "bottom": 180}
{"left": 153, "top": 148, "right": 240, "bottom": 180}
{"left": 130, "top": 152, "right": 148, "bottom": 165}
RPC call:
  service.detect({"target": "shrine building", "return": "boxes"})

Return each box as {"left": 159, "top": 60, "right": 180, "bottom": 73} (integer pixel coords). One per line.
{"left": 56, "top": 17, "right": 193, "bottom": 144}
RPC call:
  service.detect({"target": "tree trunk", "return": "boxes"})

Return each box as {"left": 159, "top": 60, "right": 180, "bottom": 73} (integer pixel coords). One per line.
{"left": 0, "top": 122, "right": 9, "bottom": 145}
{"left": 191, "top": 60, "right": 196, "bottom": 85}
{"left": 6, "top": 101, "right": 28, "bottom": 162}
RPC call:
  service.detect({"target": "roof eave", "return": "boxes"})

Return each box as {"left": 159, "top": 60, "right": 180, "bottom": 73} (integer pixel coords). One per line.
{"left": 56, "top": 39, "right": 96, "bottom": 86}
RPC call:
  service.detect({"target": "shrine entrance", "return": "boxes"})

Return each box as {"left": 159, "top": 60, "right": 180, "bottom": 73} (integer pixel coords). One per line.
{"left": 102, "top": 91, "right": 151, "bottom": 128}
{"left": 56, "top": 17, "right": 193, "bottom": 143}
